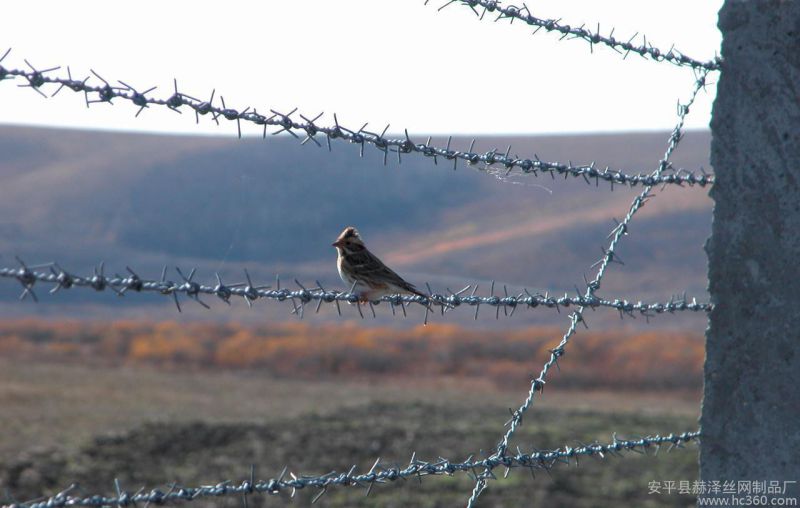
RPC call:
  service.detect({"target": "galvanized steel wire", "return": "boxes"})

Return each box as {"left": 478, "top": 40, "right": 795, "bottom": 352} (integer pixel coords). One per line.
{"left": 0, "top": 50, "right": 714, "bottom": 190}
{"left": 1, "top": 432, "right": 700, "bottom": 508}
{"left": 0, "top": 261, "right": 712, "bottom": 322}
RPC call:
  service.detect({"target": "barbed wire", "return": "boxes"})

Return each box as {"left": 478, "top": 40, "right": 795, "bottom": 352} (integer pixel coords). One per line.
{"left": 1, "top": 431, "right": 700, "bottom": 508}
{"left": 428, "top": 0, "right": 721, "bottom": 71}
{"left": 0, "top": 50, "right": 714, "bottom": 190}
{"left": 465, "top": 69, "right": 711, "bottom": 506}
{"left": 0, "top": 2, "right": 719, "bottom": 505}
{"left": 0, "top": 260, "right": 712, "bottom": 323}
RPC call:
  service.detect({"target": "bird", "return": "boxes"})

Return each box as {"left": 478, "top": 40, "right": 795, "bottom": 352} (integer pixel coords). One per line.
{"left": 332, "top": 226, "right": 428, "bottom": 303}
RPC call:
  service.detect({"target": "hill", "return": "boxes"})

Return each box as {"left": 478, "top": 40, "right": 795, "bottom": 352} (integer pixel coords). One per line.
{"left": 0, "top": 125, "right": 712, "bottom": 329}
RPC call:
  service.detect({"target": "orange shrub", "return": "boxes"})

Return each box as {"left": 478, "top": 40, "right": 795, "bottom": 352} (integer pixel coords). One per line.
{"left": 0, "top": 319, "right": 704, "bottom": 389}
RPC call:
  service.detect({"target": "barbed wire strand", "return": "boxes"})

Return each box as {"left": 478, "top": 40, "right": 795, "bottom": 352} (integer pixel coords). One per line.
{"left": 0, "top": 260, "right": 712, "bottom": 324}
{"left": 0, "top": 52, "right": 714, "bottom": 190}
{"left": 465, "top": 68, "right": 710, "bottom": 506}
{"left": 1, "top": 431, "right": 699, "bottom": 508}
{"left": 428, "top": 0, "right": 721, "bottom": 71}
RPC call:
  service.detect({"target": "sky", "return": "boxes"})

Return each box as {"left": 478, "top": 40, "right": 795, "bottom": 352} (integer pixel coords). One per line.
{"left": 0, "top": 0, "right": 723, "bottom": 136}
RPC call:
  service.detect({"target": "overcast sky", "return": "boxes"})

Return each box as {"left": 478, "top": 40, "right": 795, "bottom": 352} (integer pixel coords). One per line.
{"left": 0, "top": 0, "right": 722, "bottom": 136}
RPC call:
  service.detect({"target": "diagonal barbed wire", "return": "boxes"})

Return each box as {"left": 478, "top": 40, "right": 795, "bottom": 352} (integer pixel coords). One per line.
{"left": 1, "top": 431, "right": 700, "bottom": 508}
{"left": 0, "top": 51, "right": 715, "bottom": 189}
{"left": 465, "top": 69, "right": 711, "bottom": 506}
{"left": 429, "top": 0, "right": 721, "bottom": 71}
{"left": 0, "top": 260, "right": 712, "bottom": 323}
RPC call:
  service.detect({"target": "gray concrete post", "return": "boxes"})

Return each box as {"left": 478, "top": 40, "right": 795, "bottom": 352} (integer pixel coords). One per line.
{"left": 702, "top": 0, "right": 800, "bottom": 500}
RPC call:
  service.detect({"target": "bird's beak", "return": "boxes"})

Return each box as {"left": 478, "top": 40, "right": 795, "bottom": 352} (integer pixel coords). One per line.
{"left": 332, "top": 240, "right": 342, "bottom": 248}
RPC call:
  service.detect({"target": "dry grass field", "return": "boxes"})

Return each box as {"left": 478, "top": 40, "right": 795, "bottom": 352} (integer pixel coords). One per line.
{"left": 1, "top": 357, "right": 702, "bottom": 507}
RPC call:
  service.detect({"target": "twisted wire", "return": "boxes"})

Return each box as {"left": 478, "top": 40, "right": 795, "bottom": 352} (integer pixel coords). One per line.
{"left": 0, "top": 262, "right": 712, "bottom": 322}
{"left": 1, "top": 431, "right": 699, "bottom": 508}
{"left": 466, "top": 69, "right": 711, "bottom": 506}
{"left": 429, "top": 0, "right": 721, "bottom": 71}
{"left": 0, "top": 52, "right": 714, "bottom": 189}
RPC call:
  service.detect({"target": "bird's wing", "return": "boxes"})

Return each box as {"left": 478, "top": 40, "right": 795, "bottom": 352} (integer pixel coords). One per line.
{"left": 346, "top": 248, "right": 424, "bottom": 295}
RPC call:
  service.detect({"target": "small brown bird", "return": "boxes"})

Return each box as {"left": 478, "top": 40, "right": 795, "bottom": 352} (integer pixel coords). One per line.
{"left": 332, "top": 226, "right": 427, "bottom": 303}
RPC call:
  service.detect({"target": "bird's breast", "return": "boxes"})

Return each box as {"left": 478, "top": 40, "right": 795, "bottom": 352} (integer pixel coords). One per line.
{"left": 336, "top": 251, "right": 355, "bottom": 285}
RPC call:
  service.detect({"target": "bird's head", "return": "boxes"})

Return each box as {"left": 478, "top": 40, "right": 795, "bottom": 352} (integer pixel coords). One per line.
{"left": 332, "top": 226, "right": 365, "bottom": 252}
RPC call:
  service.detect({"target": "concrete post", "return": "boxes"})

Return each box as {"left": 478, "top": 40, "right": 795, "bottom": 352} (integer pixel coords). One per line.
{"left": 702, "top": 0, "right": 800, "bottom": 501}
